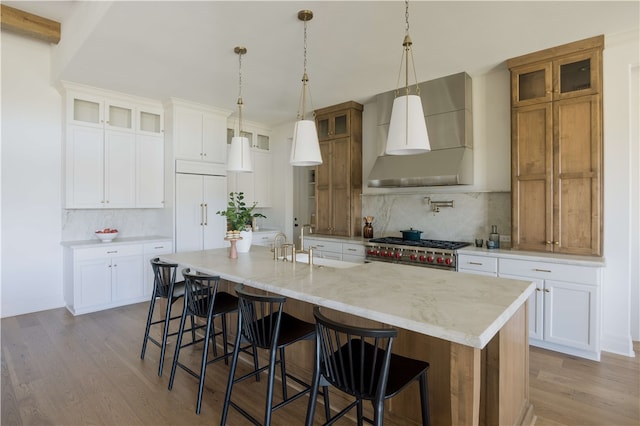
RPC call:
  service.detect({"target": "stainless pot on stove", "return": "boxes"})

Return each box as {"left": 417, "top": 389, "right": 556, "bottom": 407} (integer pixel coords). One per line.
{"left": 400, "top": 229, "right": 423, "bottom": 241}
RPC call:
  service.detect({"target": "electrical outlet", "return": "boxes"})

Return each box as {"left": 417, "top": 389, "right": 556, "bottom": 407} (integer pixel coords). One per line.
{"left": 500, "top": 235, "right": 511, "bottom": 243}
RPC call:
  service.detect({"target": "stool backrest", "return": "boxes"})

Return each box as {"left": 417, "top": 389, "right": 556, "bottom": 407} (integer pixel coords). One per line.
{"left": 312, "top": 306, "right": 398, "bottom": 401}
{"left": 235, "top": 284, "right": 286, "bottom": 350}
{"left": 151, "top": 258, "right": 178, "bottom": 299}
{"left": 182, "top": 268, "right": 221, "bottom": 319}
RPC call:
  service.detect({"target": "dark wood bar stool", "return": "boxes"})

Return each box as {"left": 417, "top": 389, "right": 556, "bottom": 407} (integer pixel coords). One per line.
{"left": 305, "top": 306, "right": 431, "bottom": 426}
{"left": 140, "top": 258, "right": 193, "bottom": 376}
{"left": 221, "top": 284, "right": 316, "bottom": 425}
{"left": 168, "top": 269, "right": 254, "bottom": 414}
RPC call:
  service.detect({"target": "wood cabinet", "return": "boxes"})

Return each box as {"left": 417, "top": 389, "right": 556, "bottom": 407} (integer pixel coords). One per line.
{"left": 175, "top": 166, "right": 227, "bottom": 252}
{"left": 314, "top": 101, "right": 362, "bottom": 237}
{"left": 62, "top": 83, "right": 165, "bottom": 209}
{"left": 508, "top": 35, "right": 603, "bottom": 256}
{"left": 166, "top": 99, "right": 230, "bottom": 164}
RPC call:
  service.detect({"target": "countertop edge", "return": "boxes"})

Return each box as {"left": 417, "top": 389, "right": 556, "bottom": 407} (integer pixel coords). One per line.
{"left": 61, "top": 236, "right": 172, "bottom": 249}
{"left": 458, "top": 246, "right": 606, "bottom": 267}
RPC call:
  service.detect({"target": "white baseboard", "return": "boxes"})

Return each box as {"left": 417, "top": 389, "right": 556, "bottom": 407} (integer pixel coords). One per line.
{"left": 601, "top": 333, "right": 636, "bottom": 357}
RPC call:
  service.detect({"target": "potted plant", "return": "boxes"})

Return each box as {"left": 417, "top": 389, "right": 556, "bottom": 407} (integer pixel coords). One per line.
{"left": 216, "top": 192, "right": 266, "bottom": 252}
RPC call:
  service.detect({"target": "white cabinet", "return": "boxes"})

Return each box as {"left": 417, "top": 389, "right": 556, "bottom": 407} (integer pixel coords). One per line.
{"left": 143, "top": 240, "right": 173, "bottom": 296}
{"left": 168, "top": 99, "right": 230, "bottom": 163}
{"left": 342, "top": 242, "right": 365, "bottom": 263}
{"left": 175, "top": 169, "right": 227, "bottom": 252}
{"left": 227, "top": 121, "right": 273, "bottom": 207}
{"left": 302, "top": 237, "right": 365, "bottom": 263}
{"left": 64, "top": 243, "right": 146, "bottom": 315}
{"left": 62, "top": 83, "right": 164, "bottom": 209}
{"left": 458, "top": 254, "right": 498, "bottom": 276}
{"left": 499, "top": 258, "right": 601, "bottom": 360}
{"left": 252, "top": 230, "right": 279, "bottom": 247}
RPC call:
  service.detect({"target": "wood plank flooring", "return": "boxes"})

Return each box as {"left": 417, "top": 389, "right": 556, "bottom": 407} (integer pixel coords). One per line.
{"left": 2, "top": 302, "right": 639, "bottom": 425}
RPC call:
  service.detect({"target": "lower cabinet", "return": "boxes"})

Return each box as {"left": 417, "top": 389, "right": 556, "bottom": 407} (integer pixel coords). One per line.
{"left": 251, "top": 230, "right": 280, "bottom": 247}
{"left": 303, "top": 237, "right": 365, "bottom": 263}
{"left": 63, "top": 239, "right": 172, "bottom": 315}
{"left": 457, "top": 251, "right": 602, "bottom": 360}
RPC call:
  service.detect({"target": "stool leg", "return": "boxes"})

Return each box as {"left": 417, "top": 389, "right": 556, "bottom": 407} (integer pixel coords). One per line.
{"left": 264, "top": 346, "right": 279, "bottom": 426}
{"left": 372, "top": 397, "right": 384, "bottom": 426}
{"left": 357, "top": 399, "right": 364, "bottom": 426}
{"left": 195, "top": 315, "right": 214, "bottom": 414}
{"left": 419, "top": 372, "right": 430, "bottom": 426}
{"left": 158, "top": 294, "right": 175, "bottom": 376}
{"left": 322, "top": 385, "right": 331, "bottom": 421}
{"left": 221, "top": 314, "right": 230, "bottom": 365}
{"left": 168, "top": 302, "right": 188, "bottom": 391}
{"left": 279, "top": 347, "right": 288, "bottom": 400}
{"left": 140, "top": 292, "right": 157, "bottom": 359}
{"left": 221, "top": 314, "right": 243, "bottom": 425}
{"left": 304, "top": 353, "right": 321, "bottom": 426}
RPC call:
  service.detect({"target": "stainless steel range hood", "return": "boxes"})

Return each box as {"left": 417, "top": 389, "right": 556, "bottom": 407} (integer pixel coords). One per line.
{"left": 368, "top": 72, "right": 473, "bottom": 187}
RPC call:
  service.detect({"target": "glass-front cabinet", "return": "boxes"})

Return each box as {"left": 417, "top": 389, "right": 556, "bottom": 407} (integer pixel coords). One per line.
{"left": 511, "top": 49, "right": 601, "bottom": 107}
{"left": 316, "top": 110, "right": 350, "bottom": 141}
{"left": 226, "top": 121, "right": 270, "bottom": 151}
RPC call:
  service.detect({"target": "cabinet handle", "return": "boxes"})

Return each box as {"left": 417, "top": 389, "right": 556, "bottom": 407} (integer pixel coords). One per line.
{"left": 317, "top": 244, "right": 325, "bottom": 248}
{"left": 469, "top": 262, "right": 483, "bottom": 265}
{"left": 543, "top": 289, "right": 550, "bottom": 293}
{"left": 154, "top": 246, "right": 164, "bottom": 249}
{"left": 533, "top": 268, "right": 552, "bottom": 273}
{"left": 200, "top": 203, "right": 204, "bottom": 225}
{"left": 535, "top": 288, "right": 542, "bottom": 292}
{"left": 204, "top": 203, "right": 208, "bottom": 225}
{"left": 107, "top": 250, "right": 118, "bottom": 254}
{"left": 347, "top": 248, "right": 357, "bottom": 252}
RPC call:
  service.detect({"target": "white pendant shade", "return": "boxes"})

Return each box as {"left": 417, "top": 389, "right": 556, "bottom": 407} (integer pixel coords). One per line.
{"left": 385, "top": 94, "right": 431, "bottom": 155}
{"left": 227, "top": 136, "right": 253, "bottom": 172}
{"left": 290, "top": 120, "right": 322, "bottom": 166}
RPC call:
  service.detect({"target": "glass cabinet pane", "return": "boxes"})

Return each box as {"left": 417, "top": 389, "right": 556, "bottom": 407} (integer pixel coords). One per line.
{"left": 518, "top": 70, "right": 547, "bottom": 101}
{"left": 256, "top": 134, "right": 269, "bottom": 150}
{"left": 334, "top": 114, "right": 348, "bottom": 135}
{"left": 74, "top": 99, "right": 100, "bottom": 124}
{"left": 317, "top": 118, "right": 329, "bottom": 139}
{"left": 560, "top": 58, "right": 591, "bottom": 93}
{"left": 108, "top": 105, "right": 133, "bottom": 129}
{"left": 140, "top": 111, "right": 161, "bottom": 133}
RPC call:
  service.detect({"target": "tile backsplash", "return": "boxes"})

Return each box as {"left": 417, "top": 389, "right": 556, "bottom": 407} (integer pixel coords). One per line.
{"left": 61, "top": 209, "right": 171, "bottom": 242}
{"left": 362, "top": 192, "right": 511, "bottom": 245}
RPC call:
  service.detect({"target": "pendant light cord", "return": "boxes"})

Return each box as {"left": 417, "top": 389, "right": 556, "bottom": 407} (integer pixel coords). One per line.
{"left": 298, "top": 15, "right": 314, "bottom": 121}
{"left": 237, "top": 49, "right": 244, "bottom": 135}
{"left": 394, "top": 0, "right": 421, "bottom": 98}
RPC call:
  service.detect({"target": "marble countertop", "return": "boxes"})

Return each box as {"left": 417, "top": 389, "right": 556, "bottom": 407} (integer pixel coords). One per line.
{"left": 458, "top": 246, "right": 606, "bottom": 267}
{"left": 160, "top": 246, "right": 534, "bottom": 349}
{"left": 61, "top": 235, "right": 172, "bottom": 249}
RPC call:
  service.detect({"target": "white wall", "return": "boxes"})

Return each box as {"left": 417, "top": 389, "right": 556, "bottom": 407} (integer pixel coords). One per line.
{"left": 1, "top": 32, "right": 65, "bottom": 317}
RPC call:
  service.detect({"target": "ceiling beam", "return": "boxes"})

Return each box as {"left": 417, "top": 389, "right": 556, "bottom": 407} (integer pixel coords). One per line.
{"left": 1, "top": 4, "right": 61, "bottom": 44}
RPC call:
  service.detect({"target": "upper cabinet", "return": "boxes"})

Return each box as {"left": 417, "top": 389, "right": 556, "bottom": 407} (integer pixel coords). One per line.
{"left": 509, "top": 36, "right": 602, "bottom": 107}
{"left": 226, "top": 120, "right": 273, "bottom": 207}
{"left": 167, "top": 99, "right": 230, "bottom": 163}
{"left": 508, "top": 35, "right": 603, "bottom": 256}
{"left": 62, "top": 82, "right": 165, "bottom": 209}
{"left": 314, "top": 101, "right": 363, "bottom": 237}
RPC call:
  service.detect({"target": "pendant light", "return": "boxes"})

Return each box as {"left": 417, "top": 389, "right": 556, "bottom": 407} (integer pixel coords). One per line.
{"left": 227, "top": 46, "right": 253, "bottom": 172}
{"left": 290, "top": 9, "right": 322, "bottom": 166}
{"left": 385, "top": 0, "right": 430, "bottom": 155}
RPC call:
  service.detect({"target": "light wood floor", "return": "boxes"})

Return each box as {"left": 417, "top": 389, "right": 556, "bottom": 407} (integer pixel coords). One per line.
{"left": 2, "top": 302, "right": 639, "bottom": 425}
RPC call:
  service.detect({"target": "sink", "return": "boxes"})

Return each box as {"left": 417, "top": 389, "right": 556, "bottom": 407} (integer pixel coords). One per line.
{"left": 292, "top": 253, "right": 361, "bottom": 269}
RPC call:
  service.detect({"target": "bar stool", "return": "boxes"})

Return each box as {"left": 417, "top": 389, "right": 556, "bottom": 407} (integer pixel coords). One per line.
{"left": 221, "top": 284, "right": 316, "bottom": 425}
{"left": 140, "top": 258, "right": 193, "bottom": 376}
{"left": 168, "top": 269, "right": 255, "bottom": 414}
{"left": 305, "top": 306, "right": 431, "bottom": 426}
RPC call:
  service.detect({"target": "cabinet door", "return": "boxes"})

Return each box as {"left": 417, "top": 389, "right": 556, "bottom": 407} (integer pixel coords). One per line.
{"left": 202, "top": 112, "right": 227, "bottom": 163}
{"left": 105, "top": 102, "right": 135, "bottom": 132}
{"left": 316, "top": 110, "right": 350, "bottom": 141}
{"left": 202, "top": 175, "right": 228, "bottom": 250}
{"left": 544, "top": 279, "right": 597, "bottom": 351}
{"left": 553, "top": 50, "right": 601, "bottom": 100}
{"left": 511, "top": 103, "right": 553, "bottom": 252}
{"left": 253, "top": 151, "right": 272, "bottom": 207}
{"left": 234, "top": 171, "right": 254, "bottom": 206}
{"left": 143, "top": 241, "right": 173, "bottom": 296}
{"left": 136, "top": 135, "right": 165, "bottom": 208}
{"left": 511, "top": 62, "right": 553, "bottom": 106}
{"left": 176, "top": 173, "right": 204, "bottom": 252}
{"left": 104, "top": 130, "right": 136, "bottom": 208}
{"left": 554, "top": 95, "right": 602, "bottom": 255}
{"left": 174, "top": 108, "right": 203, "bottom": 160}
{"left": 112, "top": 255, "right": 144, "bottom": 301}
{"left": 77, "top": 258, "right": 112, "bottom": 308}
{"left": 66, "top": 125, "right": 104, "bottom": 208}
{"left": 315, "top": 143, "right": 332, "bottom": 233}
{"left": 501, "top": 273, "right": 544, "bottom": 340}
{"left": 331, "top": 138, "right": 351, "bottom": 236}
{"left": 69, "top": 94, "right": 104, "bottom": 128}
{"left": 138, "top": 107, "right": 164, "bottom": 136}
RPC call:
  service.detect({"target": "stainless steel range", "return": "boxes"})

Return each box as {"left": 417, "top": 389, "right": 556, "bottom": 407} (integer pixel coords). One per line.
{"left": 365, "top": 237, "right": 470, "bottom": 271}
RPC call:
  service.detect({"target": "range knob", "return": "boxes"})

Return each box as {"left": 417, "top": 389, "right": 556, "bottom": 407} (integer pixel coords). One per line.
{"left": 426, "top": 256, "right": 434, "bottom": 263}
{"left": 379, "top": 251, "right": 386, "bottom": 257}
{"left": 436, "top": 257, "right": 444, "bottom": 264}
{"left": 410, "top": 254, "right": 417, "bottom": 261}
{"left": 395, "top": 252, "right": 402, "bottom": 259}
{"left": 445, "top": 258, "right": 453, "bottom": 265}
{"left": 367, "top": 249, "right": 374, "bottom": 255}
{"left": 387, "top": 251, "right": 394, "bottom": 258}
{"left": 419, "top": 255, "right": 426, "bottom": 262}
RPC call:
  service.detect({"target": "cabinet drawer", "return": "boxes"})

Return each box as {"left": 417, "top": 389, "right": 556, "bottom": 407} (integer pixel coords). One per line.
{"left": 342, "top": 243, "right": 365, "bottom": 257}
{"left": 253, "top": 231, "right": 278, "bottom": 247}
{"left": 143, "top": 241, "right": 173, "bottom": 255}
{"left": 499, "top": 258, "right": 599, "bottom": 284}
{"left": 458, "top": 255, "right": 498, "bottom": 274}
{"left": 75, "top": 244, "right": 143, "bottom": 260}
{"left": 305, "top": 239, "right": 342, "bottom": 254}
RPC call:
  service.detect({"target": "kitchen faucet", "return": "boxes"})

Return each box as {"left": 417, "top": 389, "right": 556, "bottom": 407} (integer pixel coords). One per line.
{"left": 298, "top": 224, "right": 314, "bottom": 254}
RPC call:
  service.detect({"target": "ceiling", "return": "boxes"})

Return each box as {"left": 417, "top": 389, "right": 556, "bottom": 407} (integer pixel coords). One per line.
{"left": 5, "top": 1, "right": 639, "bottom": 126}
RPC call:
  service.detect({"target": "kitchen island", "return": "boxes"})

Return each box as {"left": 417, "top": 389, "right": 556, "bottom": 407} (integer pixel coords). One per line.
{"left": 161, "top": 246, "right": 535, "bottom": 425}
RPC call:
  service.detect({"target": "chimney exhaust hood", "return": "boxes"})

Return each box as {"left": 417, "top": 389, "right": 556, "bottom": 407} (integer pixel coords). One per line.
{"left": 368, "top": 72, "right": 473, "bottom": 188}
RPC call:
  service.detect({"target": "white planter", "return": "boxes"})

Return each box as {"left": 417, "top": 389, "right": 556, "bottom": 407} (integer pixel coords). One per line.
{"left": 236, "top": 229, "right": 252, "bottom": 253}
